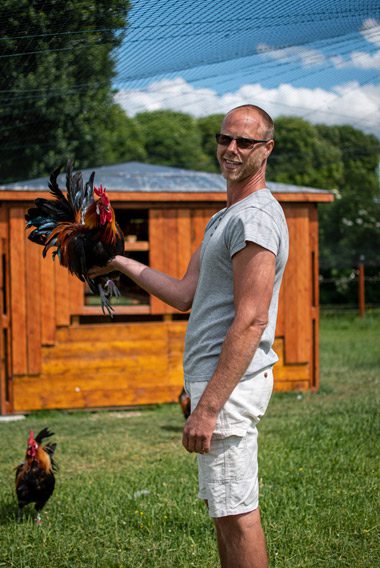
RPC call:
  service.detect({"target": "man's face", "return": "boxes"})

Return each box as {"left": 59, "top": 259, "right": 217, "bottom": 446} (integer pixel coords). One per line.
{"left": 217, "top": 109, "right": 273, "bottom": 183}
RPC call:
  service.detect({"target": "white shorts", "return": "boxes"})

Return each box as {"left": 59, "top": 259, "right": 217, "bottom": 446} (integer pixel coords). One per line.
{"left": 185, "top": 368, "right": 273, "bottom": 518}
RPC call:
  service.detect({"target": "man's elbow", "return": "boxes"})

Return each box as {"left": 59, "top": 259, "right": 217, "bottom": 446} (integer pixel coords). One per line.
{"left": 243, "top": 312, "right": 269, "bottom": 334}
{"left": 250, "top": 316, "right": 268, "bottom": 332}
{"left": 176, "top": 297, "right": 193, "bottom": 312}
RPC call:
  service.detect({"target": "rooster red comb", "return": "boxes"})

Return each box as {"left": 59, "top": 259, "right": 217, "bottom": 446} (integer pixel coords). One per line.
{"left": 94, "top": 185, "right": 107, "bottom": 197}
{"left": 28, "top": 431, "right": 35, "bottom": 445}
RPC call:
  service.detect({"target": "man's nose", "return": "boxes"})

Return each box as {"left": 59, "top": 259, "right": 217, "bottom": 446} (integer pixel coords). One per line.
{"left": 225, "top": 138, "right": 238, "bottom": 151}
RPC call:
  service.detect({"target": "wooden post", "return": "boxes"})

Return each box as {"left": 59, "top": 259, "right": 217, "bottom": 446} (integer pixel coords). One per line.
{"left": 358, "top": 261, "right": 365, "bottom": 318}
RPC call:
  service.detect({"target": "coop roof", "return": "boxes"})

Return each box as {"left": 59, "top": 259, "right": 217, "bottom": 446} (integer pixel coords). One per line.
{"left": 0, "top": 161, "right": 330, "bottom": 195}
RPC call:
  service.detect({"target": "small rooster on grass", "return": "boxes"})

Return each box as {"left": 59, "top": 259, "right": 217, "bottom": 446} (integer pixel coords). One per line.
{"left": 178, "top": 387, "right": 191, "bottom": 419}
{"left": 25, "top": 160, "right": 125, "bottom": 315}
{"left": 15, "top": 428, "right": 57, "bottom": 524}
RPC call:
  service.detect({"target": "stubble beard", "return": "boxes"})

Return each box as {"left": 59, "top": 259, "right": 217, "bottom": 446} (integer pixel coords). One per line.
{"left": 219, "top": 153, "right": 264, "bottom": 184}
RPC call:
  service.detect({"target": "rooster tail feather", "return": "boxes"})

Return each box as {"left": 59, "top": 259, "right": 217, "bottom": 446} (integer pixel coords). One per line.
{"left": 66, "top": 160, "right": 84, "bottom": 215}
{"left": 35, "top": 427, "right": 54, "bottom": 444}
{"left": 43, "top": 237, "right": 59, "bottom": 258}
{"left": 48, "top": 165, "right": 66, "bottom": 202}
{"left": 72, "top": 171, "right": 84, "bottom": 213}
{"left": 82, "top": 171, "right": 95, "bottom": 221}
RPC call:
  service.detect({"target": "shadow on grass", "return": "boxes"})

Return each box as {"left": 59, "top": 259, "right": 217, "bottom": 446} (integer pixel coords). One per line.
{"left": 0, "top": 499, "right": 18, "bottom": 526}
{"left": 161, "top": 424, "right": 184, "bottom": 433}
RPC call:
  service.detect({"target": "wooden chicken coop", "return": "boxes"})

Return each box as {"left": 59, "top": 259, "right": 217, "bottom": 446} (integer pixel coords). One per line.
{"left": 0, "top": 162, "right": 333, "bottom": 415}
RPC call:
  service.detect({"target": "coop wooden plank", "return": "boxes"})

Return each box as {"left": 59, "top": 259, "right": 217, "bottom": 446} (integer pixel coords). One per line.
{"left": 40, "top": 254, "right": 56, "bottom": 345}
{"left": 273, "top": 380, "right": 309, "bottom": 392}
{"left": 309, "top": 204, "right": 319, "bottom": 390}
{"left": 57, "top": 320, "right": 181, "bottom": 342}
{"left": 149, "top": 209, "right": 167, "bottom": 314}
{"left": 42, "top": 338, "right": 168, "bottom": 360}
{"left": 274, "top": 362, "right": 309, "bottom": 381}
{"left": 191, "top": 209, "right": 207, "bottom": 248}
{"left": 25, "top": 239, "right": 41, "bottom": 374}
{"left": 69, "top": 273, "right": 84, "bottom": 314}
{"left": 9, "top": 208, "right": 27, "bottom": 375}
{"left": 0, "top": 237, "right": 5, "bottom": 414}
{"left": 276, "top": 284, "right": 285, "bottom": 337}
{"left": 55, "top": 262, "right": 70, "bottom": 326}
{"left": 177, "top": 209, "right": 192, "bottom": 278}
{"left": 41, "top": 352, "right": 169, "bottom": 376}
{"left": 282, "top": 205, "right": 311, "bottom": 364}
{"left": 13, "top": 379, "right": 182, "bottom": 412}
{"left": 163, "top": 210, "right": 179, "bottom": 278}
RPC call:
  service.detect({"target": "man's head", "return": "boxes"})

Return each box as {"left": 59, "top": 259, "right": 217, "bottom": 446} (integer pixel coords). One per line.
{"left": 216, "top": 105, "right": 274, "bottom": 185}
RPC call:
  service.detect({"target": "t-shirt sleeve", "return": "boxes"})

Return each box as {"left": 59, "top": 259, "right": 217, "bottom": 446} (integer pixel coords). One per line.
{"left": 224, "top": 207, "right": 281, "bottom": 258}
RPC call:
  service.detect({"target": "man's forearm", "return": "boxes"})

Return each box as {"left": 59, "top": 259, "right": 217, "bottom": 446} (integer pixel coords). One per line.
{"left": 111, "top": 255, "right": 193, "bottom": 311}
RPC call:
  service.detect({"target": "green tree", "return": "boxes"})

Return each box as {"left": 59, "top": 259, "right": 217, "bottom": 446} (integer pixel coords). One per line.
{"left": 97, "top": 105, "right": 147, "bottom": 165}
{"left": 316, "top": 125, "right": 380, "bottom": 269}
{"left": 135, "top": 110, "right": 209, "bottom": 170}
{"left": 0, "top": 0, "right": 131, "bottom": 182}
{"left": 267, "top": 116, "right": 343, "bottom": 189}
{"left": 197, "top": 114, "right": 224, "bottom": 172}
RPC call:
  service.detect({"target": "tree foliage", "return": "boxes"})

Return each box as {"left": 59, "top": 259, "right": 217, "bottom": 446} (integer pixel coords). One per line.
{"left": 197, "top": 114, "right": 224, "bottom": 172}
{"left": 316, "top": 125, "right": 380, "bottom": 269}
{"left": 0, "top": 0, "right": 134, "bottom": 182}
{"left": 267, "top": 116, "right": 344, "bottom": 189}
{"left": 135, "top": 110, "right": 210, "bottom": 170}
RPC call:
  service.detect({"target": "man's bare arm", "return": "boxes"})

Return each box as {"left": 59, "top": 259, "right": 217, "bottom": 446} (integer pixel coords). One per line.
{"left": 88, "top": 247, "right": 201, "bottom": 312}
{"left": 182, "top": 242, "right": 276, "bottom": 453}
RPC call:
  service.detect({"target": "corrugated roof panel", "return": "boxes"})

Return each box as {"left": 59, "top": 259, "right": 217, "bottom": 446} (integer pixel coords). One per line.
{"left": 0, "top": 161, "right": 329, "bottom": 194}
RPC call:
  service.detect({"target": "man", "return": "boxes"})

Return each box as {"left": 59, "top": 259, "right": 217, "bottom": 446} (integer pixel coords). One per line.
{"left": 89, "top": 104, "right": 289, "bottom": 568}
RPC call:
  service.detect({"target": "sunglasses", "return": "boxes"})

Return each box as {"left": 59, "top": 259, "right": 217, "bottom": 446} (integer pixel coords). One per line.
{"left": 215, "top": 133, "right": 271, "bottom": 149}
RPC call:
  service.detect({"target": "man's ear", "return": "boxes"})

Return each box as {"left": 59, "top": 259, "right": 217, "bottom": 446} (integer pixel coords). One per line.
{"left": 266, "top": 139, "right": 275, "bottom": 157}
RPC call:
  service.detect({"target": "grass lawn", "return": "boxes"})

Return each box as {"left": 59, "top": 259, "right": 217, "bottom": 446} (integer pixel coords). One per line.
{"left": 0, "top": 311, "right": 379, "bottom": 567}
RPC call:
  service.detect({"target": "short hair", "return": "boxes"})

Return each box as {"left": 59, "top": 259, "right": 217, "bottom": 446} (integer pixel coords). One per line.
{"left": 225, "top": 104, "right": 274, "bottom": 139}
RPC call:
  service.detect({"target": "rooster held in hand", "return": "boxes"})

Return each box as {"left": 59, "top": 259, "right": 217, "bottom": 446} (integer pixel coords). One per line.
{"left": 25, "top": 160, "right": 125, "bottom": 315}
{"left": 15, "top": 428, "right": 57, "bottom": 524}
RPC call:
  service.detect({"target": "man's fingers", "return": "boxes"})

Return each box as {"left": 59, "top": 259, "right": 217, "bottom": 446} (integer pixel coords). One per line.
{"left": 182, "top": 429, "right": 195, "bottom": 453}
{"left": 183, "top": 429, "right": 211, "bottom": 454}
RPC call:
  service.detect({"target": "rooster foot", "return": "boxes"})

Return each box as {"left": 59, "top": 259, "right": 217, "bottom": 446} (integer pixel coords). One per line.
{"left": 104, "top": 279, "right": 121, "bottom": 298}
{"left": 98, "top": 284, "right": 114, "bottom": 317}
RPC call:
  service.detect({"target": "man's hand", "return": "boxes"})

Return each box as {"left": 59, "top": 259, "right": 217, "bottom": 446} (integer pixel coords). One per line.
{"left": 182, "top": 408, "right": 217, "bottom": 454}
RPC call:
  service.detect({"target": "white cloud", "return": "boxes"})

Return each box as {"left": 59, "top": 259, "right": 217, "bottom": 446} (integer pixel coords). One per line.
{"left": 257, "top": 43, "right": 326, "bottom": 67}
{"left": 114, "top": 77, "right": 380, "bottom": 137}
{"left": 331, "top": 50, "right": 380, "bottom": 70}
{"left": 361, "top": 19, "right": 380, "bottom": 47}
{"left": 331, "top": 19, "right": 380, "bottom": 70}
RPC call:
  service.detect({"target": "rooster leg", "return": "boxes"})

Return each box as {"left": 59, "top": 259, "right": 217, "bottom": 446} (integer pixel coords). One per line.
{"left": 104, "top": 279, "right": 121, "bottom": 298}
{"left": 17, "top": 506, "right": 24, "bottom": 523}
{"left": 98, "top": 284, "right": 114, "bottom": 317}
{"left": 35, "top": 501, "right": 46, "bottom": 525}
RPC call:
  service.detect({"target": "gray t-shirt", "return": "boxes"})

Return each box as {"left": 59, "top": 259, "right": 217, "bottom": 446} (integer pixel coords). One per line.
{"left": 183, "top": 188, "right": 289, "bottom": 383}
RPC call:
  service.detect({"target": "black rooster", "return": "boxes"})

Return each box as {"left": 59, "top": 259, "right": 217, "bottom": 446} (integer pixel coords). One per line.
{"left": 25, "top": 160, "right": 125, "bottom": 315}
{"left": 15, "top": 428, "right": 57, "bottom": 524}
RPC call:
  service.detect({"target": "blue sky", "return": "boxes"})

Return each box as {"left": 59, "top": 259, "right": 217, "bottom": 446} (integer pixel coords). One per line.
{"left": 114, "top": 0, "right": 380, "bottom": 137}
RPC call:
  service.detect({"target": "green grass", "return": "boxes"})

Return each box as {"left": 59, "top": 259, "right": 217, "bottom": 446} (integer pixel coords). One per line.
{"left": 1, "top": 312, "right": 379, "bottom": 567}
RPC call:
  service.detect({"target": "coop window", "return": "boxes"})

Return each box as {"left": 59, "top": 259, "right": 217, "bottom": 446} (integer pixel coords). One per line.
{"left": 84, "top": 209, "right": 150, "bottom": 309}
